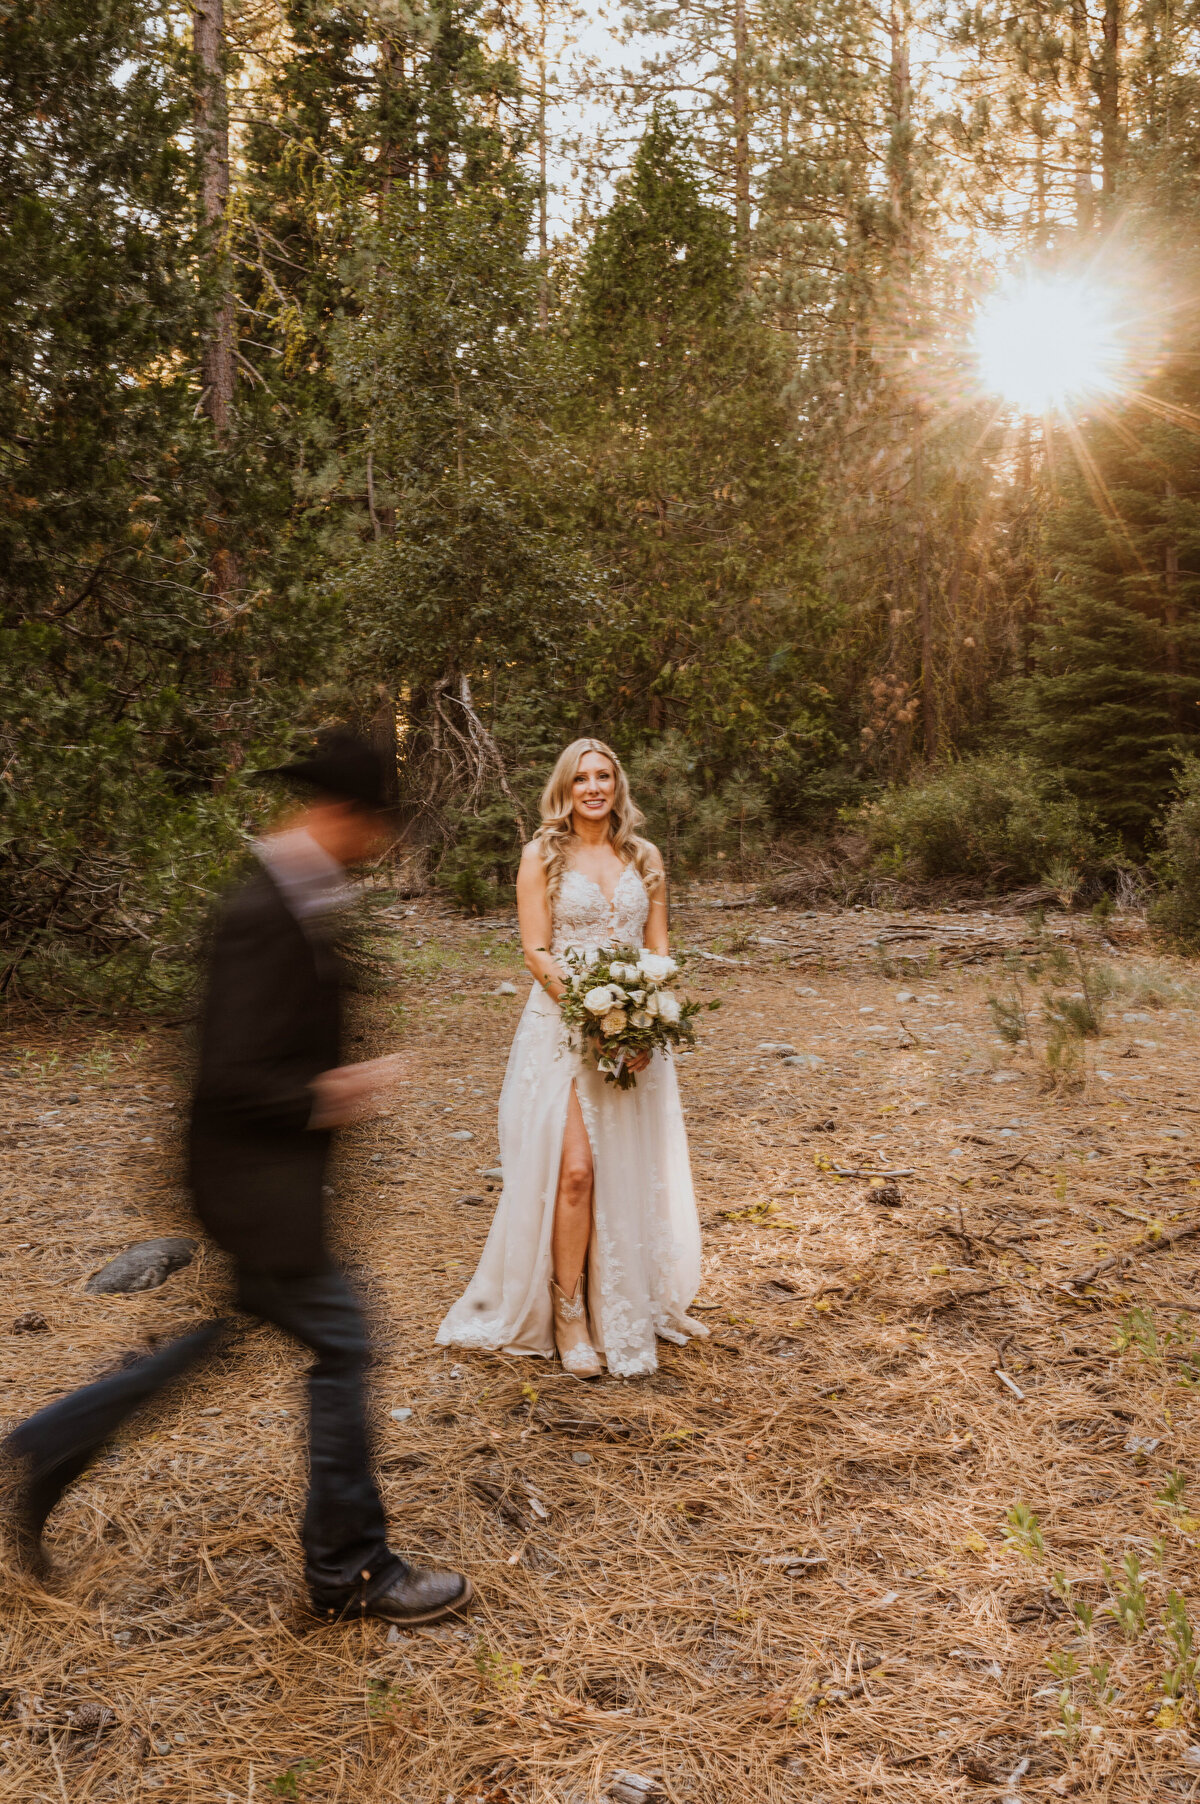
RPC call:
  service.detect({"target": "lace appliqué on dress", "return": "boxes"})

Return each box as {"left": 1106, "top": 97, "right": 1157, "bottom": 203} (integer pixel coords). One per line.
{"left": 550, "top": 862, "right": 649, "bottom": 958}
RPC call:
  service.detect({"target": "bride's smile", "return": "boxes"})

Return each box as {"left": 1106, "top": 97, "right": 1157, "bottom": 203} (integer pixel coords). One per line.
{"left": 571, "top": 755, "right": 617, "bottom": 828}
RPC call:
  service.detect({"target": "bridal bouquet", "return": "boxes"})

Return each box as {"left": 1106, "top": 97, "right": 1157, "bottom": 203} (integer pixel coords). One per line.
{"left": 557, "top": 943, "right": 701, "bottom": 1089}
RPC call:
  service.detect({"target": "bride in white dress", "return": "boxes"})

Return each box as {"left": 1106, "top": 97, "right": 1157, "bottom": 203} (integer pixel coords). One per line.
{"left": 436, "top": 738, "right": 709, "bottom": 1379}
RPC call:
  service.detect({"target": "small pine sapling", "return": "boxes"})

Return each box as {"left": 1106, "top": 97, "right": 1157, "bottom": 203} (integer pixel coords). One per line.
{"left": 1102, "top": 1552, "right": 1148, "bottom": 1639}
{"left": 1003, "top": 1502, "right": 1046, "bottom": 1560}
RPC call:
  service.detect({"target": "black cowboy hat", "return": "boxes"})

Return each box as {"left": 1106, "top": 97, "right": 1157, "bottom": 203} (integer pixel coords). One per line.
{"left": 255, "top": 729, "right": 395, "bottom": 813}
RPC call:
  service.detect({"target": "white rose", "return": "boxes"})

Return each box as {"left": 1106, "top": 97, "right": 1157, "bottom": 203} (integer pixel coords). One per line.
{"left": 629, "top": 1008, "right": 653, "bottom": 1028}
{"left": 644, "top": 991, "right": 660, "bottom": 1017}
{"left": 584, "top": 985, "right": 616, "bottom": 1014}
{"left": 638, "top": 952, "right": 677, "bottom": 983}
{"left": 600, "top": 1007, "right": 628, "bottom": 1035}
{"left": 656, "top": 991, "right": 681, "bottom": 1024}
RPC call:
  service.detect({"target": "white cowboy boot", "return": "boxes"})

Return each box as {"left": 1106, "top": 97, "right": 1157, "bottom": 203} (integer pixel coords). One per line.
{"left": 550, "top": 1277, "right": 603, "bottom": 1379}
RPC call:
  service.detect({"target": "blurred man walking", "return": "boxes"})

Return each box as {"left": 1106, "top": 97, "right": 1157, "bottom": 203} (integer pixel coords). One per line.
{"left": 3, "top": 732, "right": 472, "bottom": 1626}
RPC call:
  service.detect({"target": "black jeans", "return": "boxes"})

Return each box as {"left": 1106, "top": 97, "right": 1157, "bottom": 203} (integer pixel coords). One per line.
{"left": 6, "top": 1266, "right": 403, "bottom": 1612}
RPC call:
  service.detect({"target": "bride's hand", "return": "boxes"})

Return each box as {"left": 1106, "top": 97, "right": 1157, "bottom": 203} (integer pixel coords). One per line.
{"left": 627, "top": 1051, "right": 651, "bottom": 1073}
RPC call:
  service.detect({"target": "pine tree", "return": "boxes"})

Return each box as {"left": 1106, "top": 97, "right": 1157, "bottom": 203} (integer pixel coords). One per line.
{"left": 943, "top": 0, "right": 1200, "bottom": 842}
{"left": 0, "top": 0, "right": 260, "bottom": 1000}
{"left": 335, "top": 177, "right": 596, "bottom": 828}
{"left": 1017, "top": 389, "right": 1200, "bottom": 844}
{"left": 257, "top": 2, "right": 598, "bottom": 836}
{"left": 572, "top": 114, "right": 835, "bottom": 825}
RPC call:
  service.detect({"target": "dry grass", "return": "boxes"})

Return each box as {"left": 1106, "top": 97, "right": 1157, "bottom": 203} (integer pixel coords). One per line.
{"left": 3, "top": 893, "right": 1200, "bottom": 1801}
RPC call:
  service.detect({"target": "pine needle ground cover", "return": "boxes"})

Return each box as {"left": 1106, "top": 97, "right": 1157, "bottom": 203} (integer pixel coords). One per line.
{"left": 3, "top": 896, "right": 1200, "bottom": 1801}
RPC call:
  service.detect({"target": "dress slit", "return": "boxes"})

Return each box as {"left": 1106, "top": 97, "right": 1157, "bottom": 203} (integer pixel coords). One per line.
{"left": 554, "top": 1078, "right": 604, "bottom": 1347}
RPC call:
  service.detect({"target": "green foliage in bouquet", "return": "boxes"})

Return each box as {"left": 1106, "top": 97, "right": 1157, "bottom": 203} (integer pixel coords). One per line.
{"left": 554, "top": 944, "right": 709, "bottom": 1089}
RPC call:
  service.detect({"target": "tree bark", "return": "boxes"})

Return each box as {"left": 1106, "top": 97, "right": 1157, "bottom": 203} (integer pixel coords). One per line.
{"left": 887, "top": 0, "right": 912, "bottom": 240}
{"left": 379, "top": 33, "right": 413, "bottom": 194}
{"left": 537, "top": 0, "right": 549, "bottom": 327}
{"left": 916, "top": 487, "right": 936, "bottom": 763}
{"left": 732, "top": 0, "right": 751, "bottom": 249}
{"left": 1070, "top": 0, "right": 1095, "bottom": 230}
{"left": 194, "top": 0, "right": 238, "bottom": 603}
{"left": 1098, "top": 0, "right": 1123, "bottom": 205}
{"left": 195, "top": 0, "right": 234, "bottom": 439}
{"left": 1166, "top": 480, "right": 1181, "bottom": 727}
{"left": 371, "top": 690, "right": 401, "bottom": 806}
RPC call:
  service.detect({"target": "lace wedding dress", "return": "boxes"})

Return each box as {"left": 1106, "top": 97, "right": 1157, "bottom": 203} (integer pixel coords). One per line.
{"left": 435, "top": 864, "right": 709, "bottom": 1377}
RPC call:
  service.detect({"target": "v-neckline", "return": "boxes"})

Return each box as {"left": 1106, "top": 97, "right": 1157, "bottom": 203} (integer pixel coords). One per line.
{"left": 569, "top": 862, "right": 632, "bottom": 910}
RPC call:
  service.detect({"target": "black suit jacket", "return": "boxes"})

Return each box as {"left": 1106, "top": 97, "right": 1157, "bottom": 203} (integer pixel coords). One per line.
{"left": 187, "top": 863, "right": 342, "bottom": 1275}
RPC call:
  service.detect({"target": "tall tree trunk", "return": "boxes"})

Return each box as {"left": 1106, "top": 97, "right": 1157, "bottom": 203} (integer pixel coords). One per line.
{"left": 379, "top": 33, "right": 413, "bottom": 194}
{"left": 914, "top": 442, "right": 936, "bottom": 763}
{"left": 1071, "top": 0, "right": 1095, "bottom": 230}
{"left": 1032, "top": 98, "right": 1048, "bottom": 246}
{"left": 779, "top": 49, "right": 789, "bottom": 160}
{"left": 1073, "top": 102, "right": 1095, "bottom": 230}
{"left": 537, "top": 0, "right": 549, "bottom": 327}
{"left": 195, "top": 0, "right": 234, "bottom": 437}
{"left": 371, "top": 690, "right": 400, "bottom": 806}
{"left": 887, "top": 0, "right": 912, "bottom": 240}
{"left": 1098, "top": 0, "right": 1123, "bottom": 204}
{"left": 732, "top": 0, "right": 751, "bottom": 249}
{"left": 1165, "top": 480, "right": 1182, "bottom": 727}
{"left": 194, "top": 0, "right": 238, "bottom": 602}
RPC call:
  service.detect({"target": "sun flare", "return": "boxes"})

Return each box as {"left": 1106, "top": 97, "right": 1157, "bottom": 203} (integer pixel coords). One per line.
{"left": 972, "top": 273, "right": 1127, "bottom": 416}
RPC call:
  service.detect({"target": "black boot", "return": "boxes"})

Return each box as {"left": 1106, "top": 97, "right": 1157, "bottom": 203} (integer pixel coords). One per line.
{"left": 311, "top": 1562, "right": 473, "bottom": 1625}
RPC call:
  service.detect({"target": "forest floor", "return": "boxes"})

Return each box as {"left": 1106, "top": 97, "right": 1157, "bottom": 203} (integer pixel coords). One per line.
{"left": 4, "top": 892, "right": 1200, "bottom": 1803}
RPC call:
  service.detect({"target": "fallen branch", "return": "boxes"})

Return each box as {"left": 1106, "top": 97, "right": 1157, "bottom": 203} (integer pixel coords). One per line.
{"left": 534, "top": 1409, "right": 636, "bottom": 1440}
{"left": 1063, "top": 1220, "right": 1200, "bottom": 1292}
{"left": 832, "top": 1166, "right": 916, "bottom": 1179}
{"left": 679, "top": 896, "right": 756, "bottom": 911}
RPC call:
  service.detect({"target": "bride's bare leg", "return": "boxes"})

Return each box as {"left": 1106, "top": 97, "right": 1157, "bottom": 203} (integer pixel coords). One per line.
{"left": 549, "top": 1087, "right": 601, "bottom": 1377}
{"left": 552, "top": 1086, "right": 593, "bottom": 1294}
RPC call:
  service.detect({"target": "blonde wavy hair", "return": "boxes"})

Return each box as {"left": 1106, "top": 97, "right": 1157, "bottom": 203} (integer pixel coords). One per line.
{"left": 533, "top": 738, "right": 661, "bottom": 903}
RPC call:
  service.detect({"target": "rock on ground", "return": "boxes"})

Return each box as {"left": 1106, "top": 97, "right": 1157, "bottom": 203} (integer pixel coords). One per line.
{"left": 85, "top": 1237, "right": 197, "bottom": 1295}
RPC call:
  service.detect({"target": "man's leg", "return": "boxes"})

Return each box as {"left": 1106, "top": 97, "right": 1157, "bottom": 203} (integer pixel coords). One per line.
{"left": 235, "top": 1265, "right": 398, "bottom": 1609}
{"left": 2, "top": 1323, "right": 227, "bottom": 1569}
{"left": 235, "top": 1265, "right": 471, "bottom": 1622}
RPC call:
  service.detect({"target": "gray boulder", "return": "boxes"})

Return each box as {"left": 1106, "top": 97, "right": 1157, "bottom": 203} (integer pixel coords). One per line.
{"left": 86, "top": 1237, "right": 197, "bottom": 1295}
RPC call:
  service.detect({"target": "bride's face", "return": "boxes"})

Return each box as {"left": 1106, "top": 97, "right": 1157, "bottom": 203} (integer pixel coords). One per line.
{"left": 571, "top": 752, "right": 617, "bottom": 829}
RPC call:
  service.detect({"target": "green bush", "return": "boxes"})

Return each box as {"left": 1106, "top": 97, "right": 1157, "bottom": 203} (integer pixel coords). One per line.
{"left": 433, "top": 800, "right": 524, "bottom": 916}
{"left": 858, "top": 753, "right": 1111, "bottom": 887}
{"left": 1151, "top": 757, "right": 1200, "bottom": 950}
{"left": 626, "top": 730, "right": 770, "bottom": 878}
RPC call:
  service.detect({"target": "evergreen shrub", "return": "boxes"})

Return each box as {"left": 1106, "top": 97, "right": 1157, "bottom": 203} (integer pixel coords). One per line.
{"left": 433, "top": 801, "right": 525, "bottom": 916}
{"left": 859, "top": 753, "right": 1110, "bottom": 888}
{"left": 627, "top": 732, "right": 770, "bottom": 879}
{"left": 1151, "top": 758, "right": 1200, "bottom": 951}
